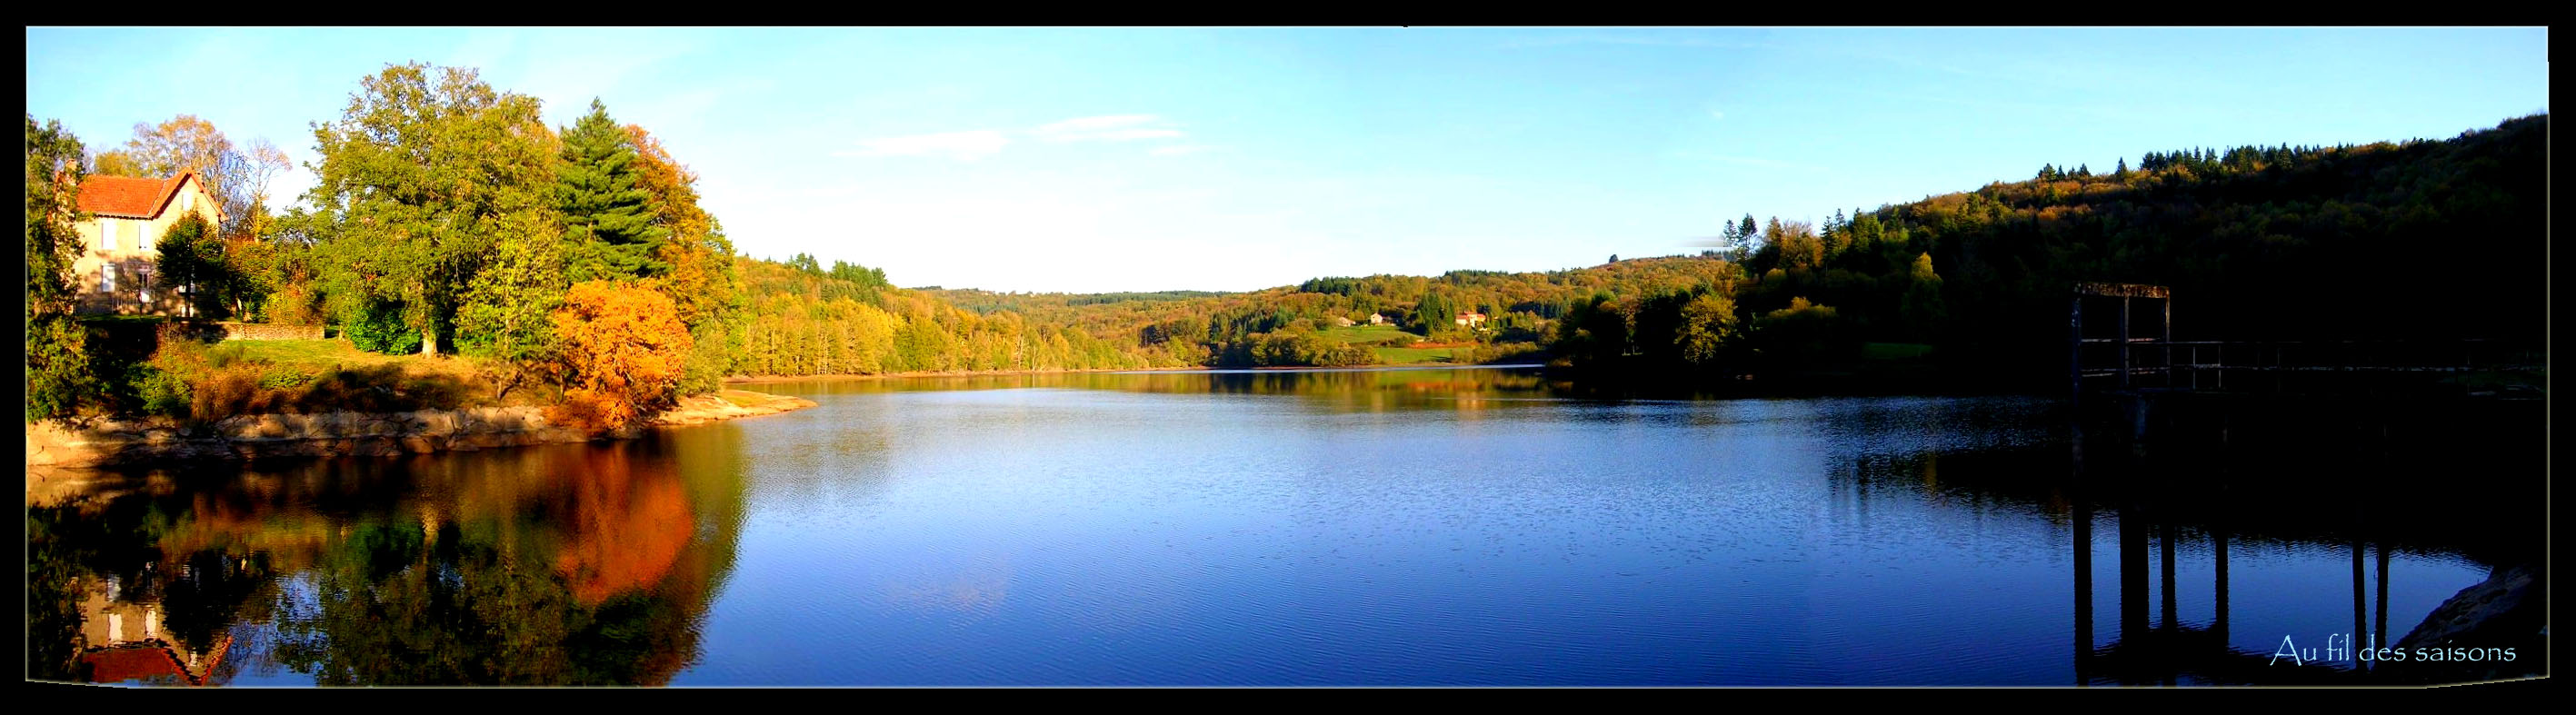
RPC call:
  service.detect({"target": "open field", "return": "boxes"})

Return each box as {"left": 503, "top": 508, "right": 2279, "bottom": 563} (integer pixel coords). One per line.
{"left": 1321, "top": 324, "right": 1424, "bottom": 346}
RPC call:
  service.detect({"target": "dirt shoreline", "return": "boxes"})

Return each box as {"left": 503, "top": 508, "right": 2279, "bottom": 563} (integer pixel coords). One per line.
{"left": 23, "top": 389, "right": 815, "bottom": 471}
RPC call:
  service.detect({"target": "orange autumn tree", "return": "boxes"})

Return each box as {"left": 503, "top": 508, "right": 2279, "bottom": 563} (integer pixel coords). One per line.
{"left": 550, "top": 280, "right": 694, "bottom": 432}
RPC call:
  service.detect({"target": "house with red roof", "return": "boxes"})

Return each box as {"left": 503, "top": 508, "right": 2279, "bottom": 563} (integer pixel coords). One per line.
{"left": 72, "top": 172, "right": 225, "bottom": 315}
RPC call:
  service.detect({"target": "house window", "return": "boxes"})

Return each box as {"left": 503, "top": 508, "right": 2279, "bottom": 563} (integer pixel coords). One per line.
{"left": 95, "top": 219, "right": 109, "bottom": 250}
{"left": 101, "top": 263, "right": 116, "bottom": 293}
{"left": 129, "top": 222, "right": 145, "bottom": 251}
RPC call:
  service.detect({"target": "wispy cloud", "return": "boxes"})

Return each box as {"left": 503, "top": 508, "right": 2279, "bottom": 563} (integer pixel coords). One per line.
{"left": 836, "top": 130, "right": 1013, "bottom": 161}
{"left": 1148, "top": 144, "right": 1213, "bottom": 156}
{"left": 1035, "top": 114, "right": 1185, "bottom": 143}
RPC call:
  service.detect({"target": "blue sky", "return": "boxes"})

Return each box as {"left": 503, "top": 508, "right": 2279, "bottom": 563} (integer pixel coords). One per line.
{"left": 25, "top": 27, "right": 2550, "bottom": 293}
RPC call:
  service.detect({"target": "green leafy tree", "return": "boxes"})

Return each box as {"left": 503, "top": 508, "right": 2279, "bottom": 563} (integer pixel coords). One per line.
{"left": 1672, "top": 291, "right": 1740, "bottom": 367}
{"left": 557, "top": 99, "right": 669, "bottom": 282}
{"left": 305, "top": 63, "right": 558, "bottom": 356}
{"left": 456, "top": 210, "right": 570, "bottom": 397}
{"left": 1900, "top": 253, "right": 1946, "bottom": 342}
{"left": 25, "top": 115, "right": 97, "bottom": 421}
{"left": 154, "top": 213, "right": 230, "bottom": 319}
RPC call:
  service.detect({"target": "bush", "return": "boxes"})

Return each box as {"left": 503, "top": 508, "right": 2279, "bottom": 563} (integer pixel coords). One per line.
{"left": 135, "top": 364, "right": 194, "bottom": 418}
{"left": 344, "top": 303, "right": 422, "bottom": 354}
{"left": 24, "top": 316, "right": 98, "bottom": 422}
{"left": 548, "top": 281, "right": 694, "bottom": 432}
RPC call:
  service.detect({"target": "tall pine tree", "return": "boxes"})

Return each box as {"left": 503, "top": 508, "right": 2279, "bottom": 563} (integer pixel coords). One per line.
{"left": 557, "top": 98, "right": 669, "bottom": 282}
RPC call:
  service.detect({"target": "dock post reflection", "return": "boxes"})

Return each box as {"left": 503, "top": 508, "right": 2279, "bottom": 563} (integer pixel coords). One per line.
{"left": 2072, "top": 447, "right": 2093, "bottom": 685}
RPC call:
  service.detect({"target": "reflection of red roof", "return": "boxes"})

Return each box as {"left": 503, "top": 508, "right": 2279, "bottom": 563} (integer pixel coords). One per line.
{"left": 81, "top": 637, "right": 228, "bottom": 687}
{"left": 75, "top": 173, "right": 219, "bottom": 222}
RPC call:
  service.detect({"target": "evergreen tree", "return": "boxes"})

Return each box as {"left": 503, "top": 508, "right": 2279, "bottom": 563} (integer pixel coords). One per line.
{"left": 557, "top": 98, "right": 670, "bottom": 282}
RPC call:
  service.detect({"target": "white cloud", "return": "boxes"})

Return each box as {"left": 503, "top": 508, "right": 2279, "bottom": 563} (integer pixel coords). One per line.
{"left": 1708, "top": 108, "right": 1725, "bottom": 120}
{"left": 1034, "top": 114, "right": 1185, "bottom": 143}
{"left": 837, "top": 130, "right": 1013, "bottom": 161}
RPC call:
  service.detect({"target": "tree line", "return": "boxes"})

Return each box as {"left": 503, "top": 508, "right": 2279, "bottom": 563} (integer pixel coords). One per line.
{"left": 25, "top": 61, "right": 2547, "bottom": 422}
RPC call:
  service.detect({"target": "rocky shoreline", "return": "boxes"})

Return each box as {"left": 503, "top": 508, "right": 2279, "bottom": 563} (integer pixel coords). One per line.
{"left": 23, "top": 390, "right": 815, "bottom": 469}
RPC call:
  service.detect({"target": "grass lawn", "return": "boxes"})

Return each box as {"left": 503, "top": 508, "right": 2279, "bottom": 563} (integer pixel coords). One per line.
{"left": 1373, "top": 346, "right": 1460, "bottom": 364}
{"left": 212, "top": 338, "right": 464, "bottom": 374}
{"left": 1322, "top": 324, "right": 1424, "bottom": 346}
{"left": 199, "top": 338, "right": 517, "bottom": 409}
{"left": 1321, "top": 324, "right": 1461, "bottom": 363}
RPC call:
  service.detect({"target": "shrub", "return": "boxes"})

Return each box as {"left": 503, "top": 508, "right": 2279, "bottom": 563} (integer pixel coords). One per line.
{"left": 548, "top": 281, "right": 694, "bottom": 432}
{"left": 344, "top": 303, "right": 422, "bottom": 354}
{"left": 135, "top": 364, "right": 194, "bottom": 418}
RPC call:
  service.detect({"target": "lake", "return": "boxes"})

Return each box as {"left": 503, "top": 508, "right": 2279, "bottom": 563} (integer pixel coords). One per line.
{"left": 25, "top": 366, "right": 2535, "bottom": 686}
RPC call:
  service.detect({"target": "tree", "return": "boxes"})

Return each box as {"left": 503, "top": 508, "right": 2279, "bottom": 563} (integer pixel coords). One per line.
{"left": 1900, "top": 252, "right": 1947, "bottom": 343}
{"left": 92, "top": 115, "right": 289, "bottom": 239}
{"left": 624, "top": 124, "right": 741, "bottom": 395}
{"left": 306, "top": 63, "right": 557, "bottom": 356}
{"left": 97, "top": 114, "right": 231, "bottom": 179}
{"left": 1768, "top": 218, "right": 1824, "bottom": 272}
{"left": 215, "top": 137, "right": 292, "bottom": 240}
{"left": 551, "top": 281, "right": 694, "bottom": 432}
{"left": 1415, "top": 291, "right": 1457, "bottom": 333}
{"left": 25, "top": 115, "right": 97, "bottom": 421}
{"left": 153, "top": 213, "right": 229, "bottom": 319}
{"left": 1672, "top": 291, "right": 1740, "bottom": 367}
{"left": 558, "top": 99, "right": 669, "bottom": 282}
{"left": 456, "top": 210, "right": 570, "bottom": 398}
{"left": 1606, "top": 253, "right": 1619, "bottom": 264}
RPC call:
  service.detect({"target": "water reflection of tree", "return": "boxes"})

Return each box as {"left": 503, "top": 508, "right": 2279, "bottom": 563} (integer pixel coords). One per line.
{"left": 269, "top": 443, "right": 709, "bottom": 684}
{"left": 29, "top": 435, "right": 739, "bottom": 687}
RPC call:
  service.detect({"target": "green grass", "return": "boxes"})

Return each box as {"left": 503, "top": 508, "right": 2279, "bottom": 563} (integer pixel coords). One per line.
{"left": 1862, "top": 342, "right": 1936, "bottom": 361}
{"left": 206, "top": 338, "right": 499, "bottom": 403}
{"left": 75, "top": 314, "right": 171, "bottom": 324}
{"left": 213, "top": 338, "right": 431, "bottom": 372}
{"left": 1373, "top": 346, "right": 1460, "bottom": 364}
{"left": 1322, "top": 324, "right": 1424, "bottom": 346}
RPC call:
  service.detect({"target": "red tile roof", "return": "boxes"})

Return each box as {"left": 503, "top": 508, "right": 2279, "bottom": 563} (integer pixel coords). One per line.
{"left": 75, "top": 172, "right": 219, "bottom": 222}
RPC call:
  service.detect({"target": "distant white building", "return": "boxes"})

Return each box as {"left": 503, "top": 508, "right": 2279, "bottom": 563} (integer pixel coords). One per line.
{"left": 1365, "top": 313, "right": 1387, "bottom": 325}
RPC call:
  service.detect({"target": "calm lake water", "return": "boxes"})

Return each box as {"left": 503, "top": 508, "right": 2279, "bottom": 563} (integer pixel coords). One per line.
{"left": 25, "top": 366, "right": 2537, "bottom": 686}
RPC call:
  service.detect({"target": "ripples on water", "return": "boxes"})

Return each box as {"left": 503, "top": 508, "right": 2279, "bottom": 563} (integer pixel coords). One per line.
{"left": 25, "top": 367, "right": 2532, "bottom": 686}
